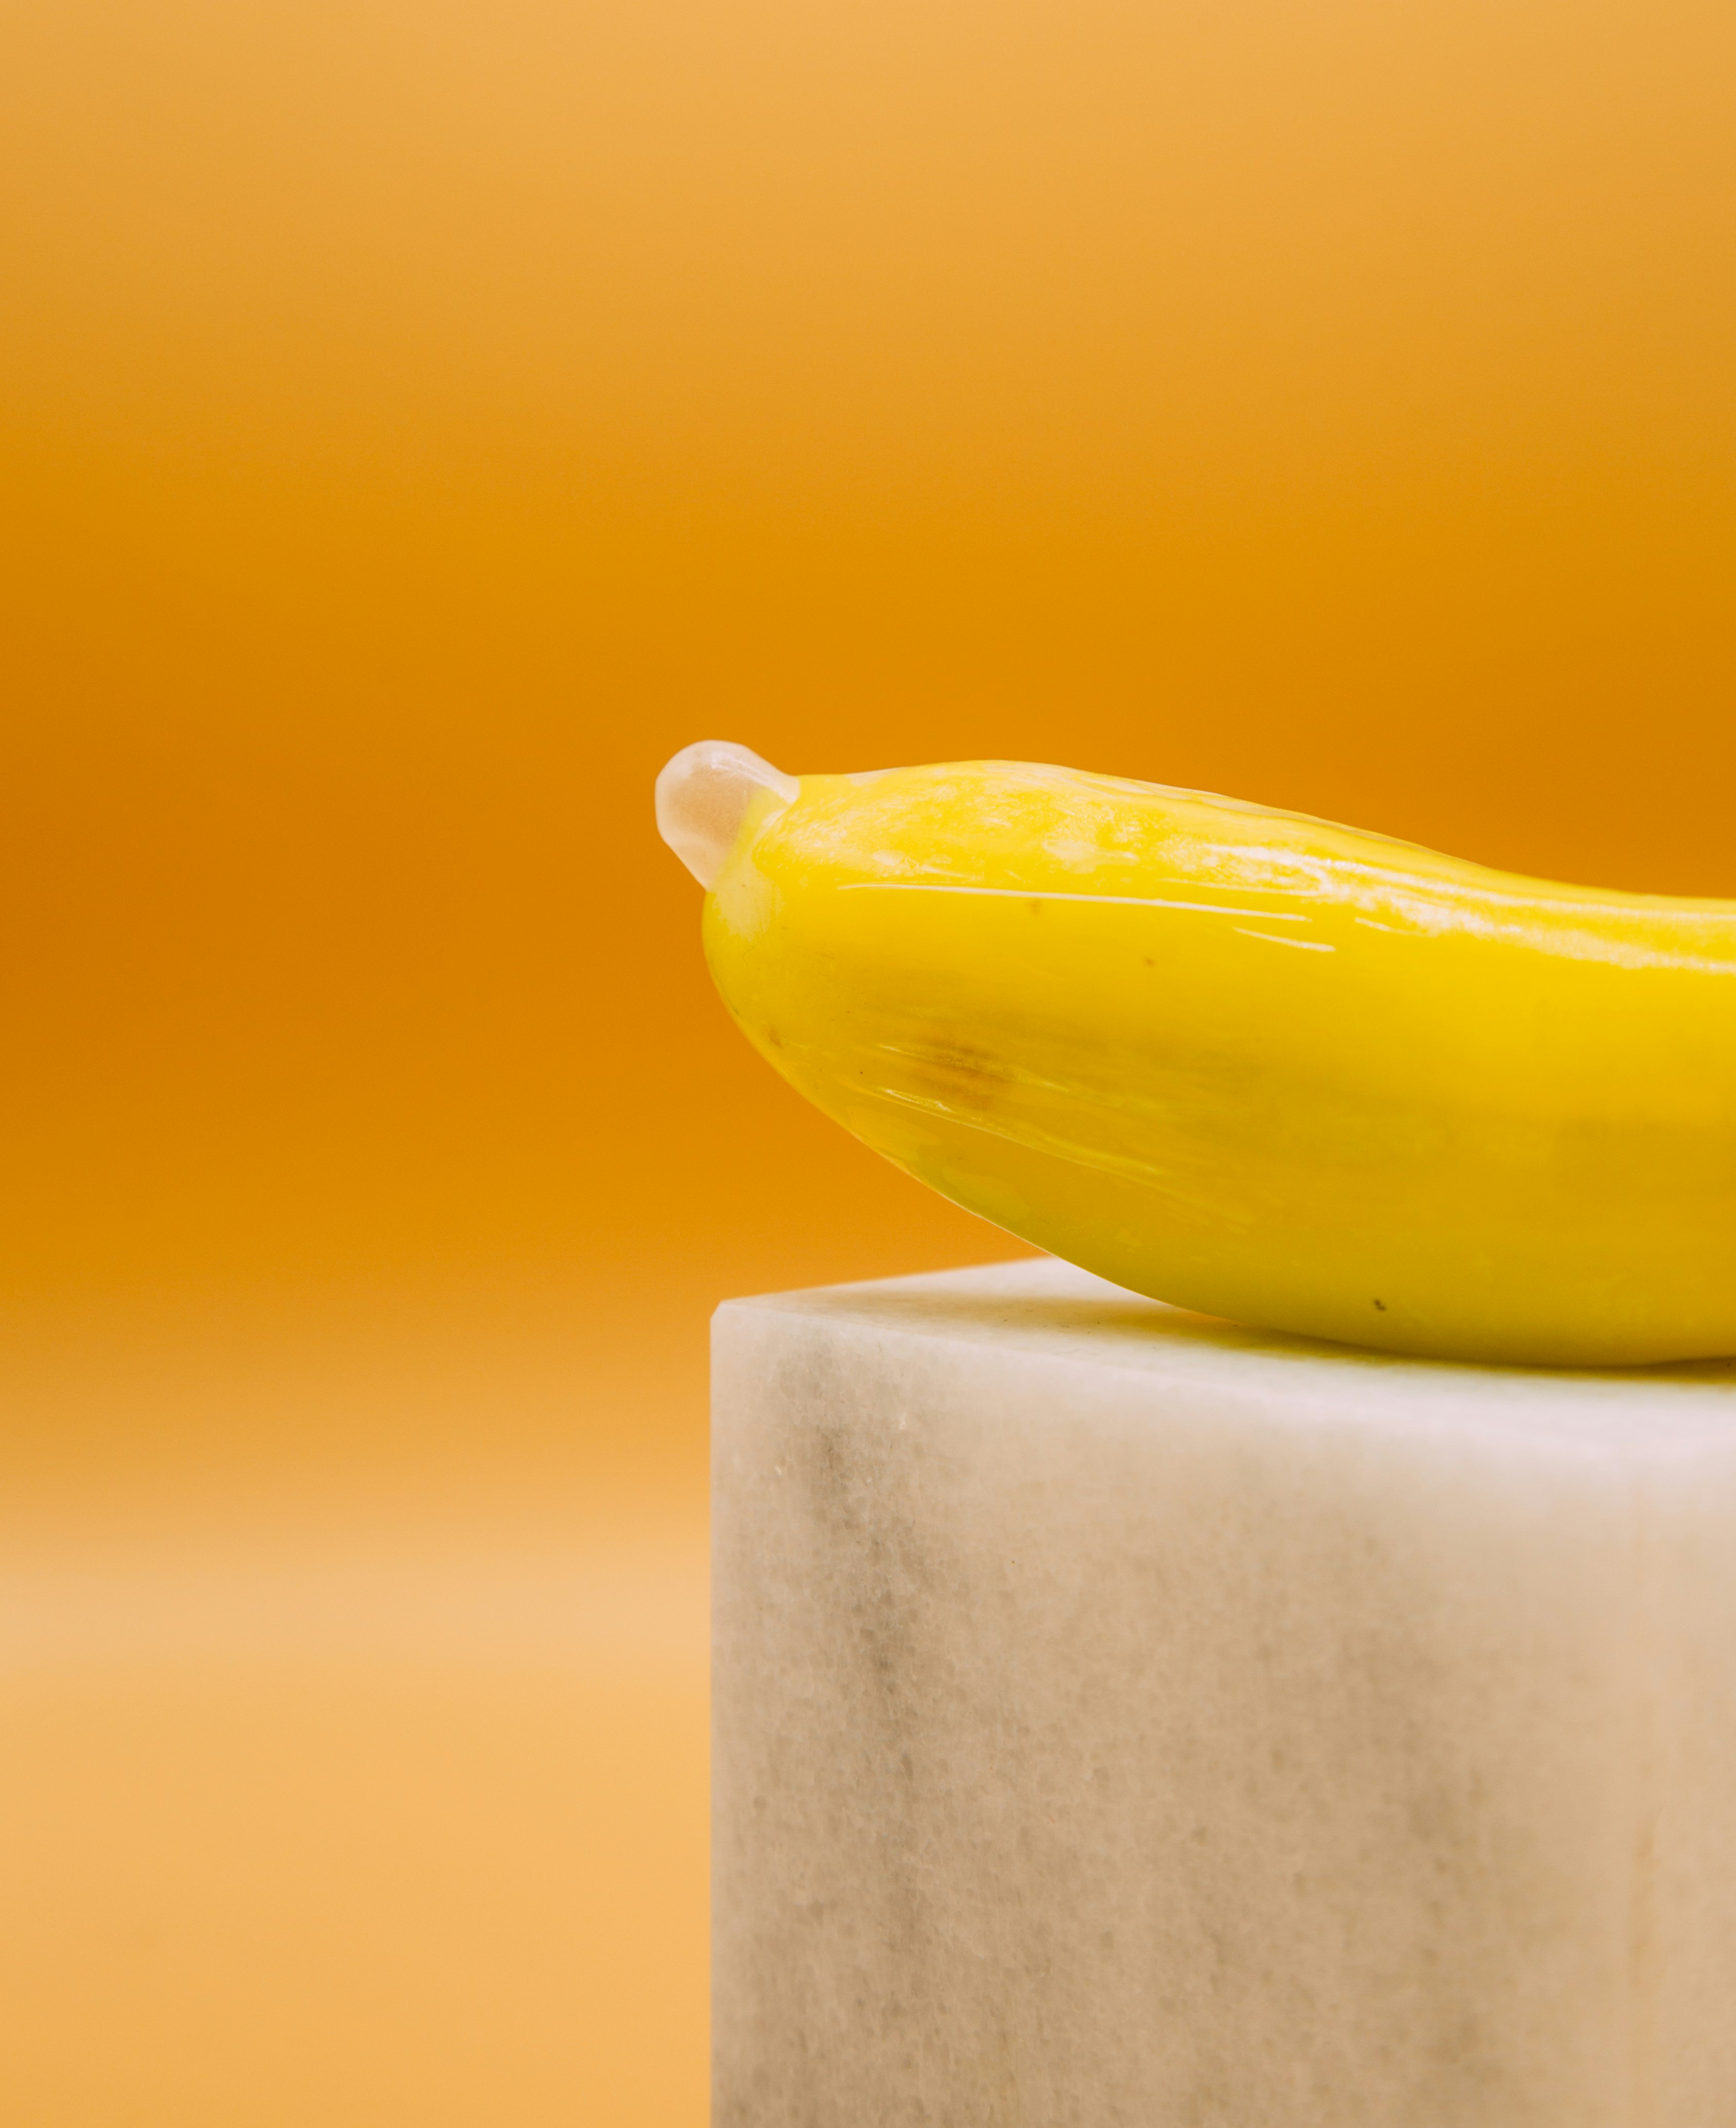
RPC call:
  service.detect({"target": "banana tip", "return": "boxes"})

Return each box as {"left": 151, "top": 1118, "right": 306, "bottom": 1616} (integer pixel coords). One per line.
{"left": 655, "top": 741, "right": 799, "bottom": 888}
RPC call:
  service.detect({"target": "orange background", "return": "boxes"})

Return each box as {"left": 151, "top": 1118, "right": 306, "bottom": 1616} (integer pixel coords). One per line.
{"left": 2, "top": 0, "right": 1733, "bottom": 2119}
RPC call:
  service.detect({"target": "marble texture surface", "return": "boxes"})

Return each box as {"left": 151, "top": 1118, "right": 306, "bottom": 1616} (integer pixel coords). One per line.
{"left": 712, "top": 1257, "right": 1736, "bottom": 2127}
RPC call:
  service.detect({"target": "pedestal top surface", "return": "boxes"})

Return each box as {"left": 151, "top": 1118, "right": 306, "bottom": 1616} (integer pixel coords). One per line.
{"left": 721, "top": 1255, "right": 1736, "bottom": 1457}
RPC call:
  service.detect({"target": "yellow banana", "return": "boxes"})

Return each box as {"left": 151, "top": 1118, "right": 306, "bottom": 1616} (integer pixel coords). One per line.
{"left": 657, "top": 740, "right": 1736, "bottom": 1366}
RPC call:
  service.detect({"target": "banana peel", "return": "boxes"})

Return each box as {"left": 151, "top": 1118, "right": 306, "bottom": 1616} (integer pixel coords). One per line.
{"left": 658, "top": 740, "right": 1736, "bottom": 1367}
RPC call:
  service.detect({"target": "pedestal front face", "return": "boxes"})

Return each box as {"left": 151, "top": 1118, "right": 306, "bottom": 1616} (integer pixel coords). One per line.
{"left": 712, "top": 1259, "right": 1736, "bottom": 2128}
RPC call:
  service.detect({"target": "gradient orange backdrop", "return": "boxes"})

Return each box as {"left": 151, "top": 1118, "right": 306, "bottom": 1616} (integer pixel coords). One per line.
{"left": 2, "top": 0, "right": 1733, "bottom": 2119}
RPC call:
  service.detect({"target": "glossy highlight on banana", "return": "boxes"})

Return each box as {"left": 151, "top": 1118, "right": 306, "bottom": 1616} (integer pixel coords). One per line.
{"left": 657, "top": 741, "right": 1736, "bottom": 1366}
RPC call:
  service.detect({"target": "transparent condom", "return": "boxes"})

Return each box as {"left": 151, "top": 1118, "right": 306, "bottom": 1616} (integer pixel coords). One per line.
{"left": 655, "top": 741, "right": 800, "bottom": 889}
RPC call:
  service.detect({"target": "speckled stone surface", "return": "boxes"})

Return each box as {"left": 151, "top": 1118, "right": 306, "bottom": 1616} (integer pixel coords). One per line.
{"left": 712, "top": 1257, "right": 1736, "bottom": 2128}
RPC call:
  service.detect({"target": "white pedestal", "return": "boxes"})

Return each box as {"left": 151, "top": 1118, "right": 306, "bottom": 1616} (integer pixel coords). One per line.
{"left": 712, "top": 1258, "right": 1736, "bottom": 2127}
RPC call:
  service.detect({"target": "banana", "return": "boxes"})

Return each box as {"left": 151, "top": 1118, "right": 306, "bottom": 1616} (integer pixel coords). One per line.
{"left": 656, "top": 740, "right": 1736, "bottom": 1366}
